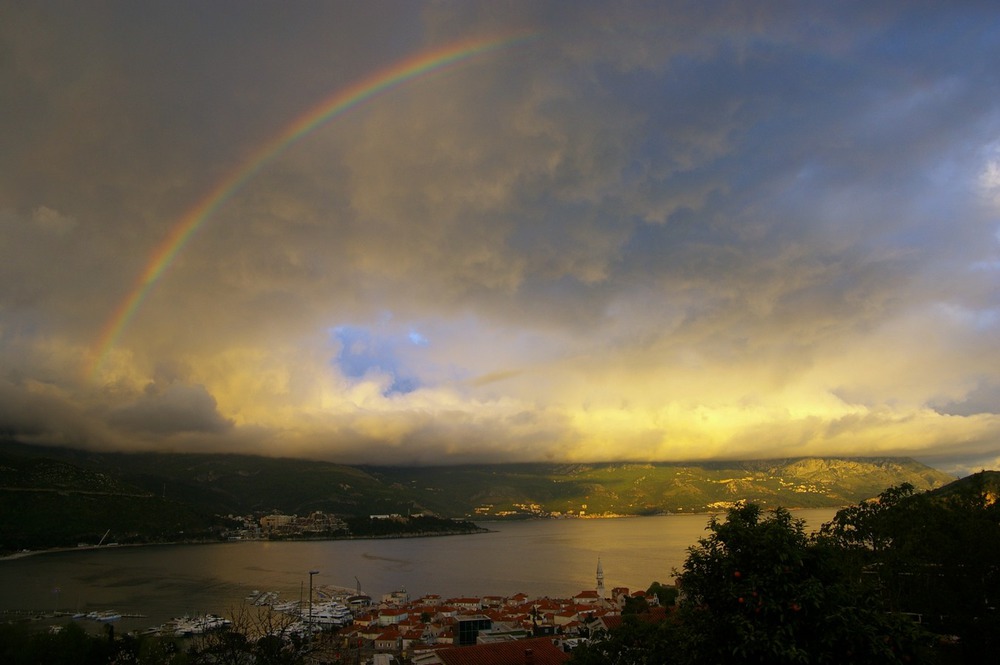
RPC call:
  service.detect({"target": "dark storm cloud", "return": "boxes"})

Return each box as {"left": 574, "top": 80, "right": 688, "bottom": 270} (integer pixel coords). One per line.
{"left": 2, "top": 2, "right": 999, "bottom": 472}
{"left": 108, "top": 383, "right": 233, "bottom": 435}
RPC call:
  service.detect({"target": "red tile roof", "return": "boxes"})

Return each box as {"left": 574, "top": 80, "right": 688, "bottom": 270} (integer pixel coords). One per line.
{"left": 436, "top": 637, "right": 569, "bottom": 665}
{"left": 601, "top": 615, "right": 623, "bottom": 631}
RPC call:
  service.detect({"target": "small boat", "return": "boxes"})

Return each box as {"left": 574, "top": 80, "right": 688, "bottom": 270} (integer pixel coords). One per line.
{"left": 170, "top": 614, "right": 232, "bottom": 636}
{"left": 253, "top": 591, "right": 279, "bottom": 606}
{"left": 93, "top": 610, "right": 121, "bottom": 622}
{"left": 272, "top": 600, "right": 301, "bottom": 614}
{"left": 172, "top": 617, "right": 196, "bottom": 637}
{"left": 278, "top": 620, "right": 311, "bottom": 637}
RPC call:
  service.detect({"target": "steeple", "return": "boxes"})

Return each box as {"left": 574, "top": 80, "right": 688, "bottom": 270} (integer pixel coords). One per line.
{"left": 596, "top": 556, "right": 605, "bottom": 598}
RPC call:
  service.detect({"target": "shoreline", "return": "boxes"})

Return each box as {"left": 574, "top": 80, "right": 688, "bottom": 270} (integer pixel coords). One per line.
{"left": 2, "top": 506, "right": 841, "bottom": 561}
{"left": 0, "top": 526, "right": 495, "bottom": 562}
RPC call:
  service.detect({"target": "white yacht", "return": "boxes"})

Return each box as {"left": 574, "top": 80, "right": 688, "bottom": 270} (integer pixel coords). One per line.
{"left": 307, "top": 601, "right": 353, "bottom": 626}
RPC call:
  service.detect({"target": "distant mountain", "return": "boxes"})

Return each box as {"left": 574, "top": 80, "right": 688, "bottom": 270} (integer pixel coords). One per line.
{"left": 0, "top": 439, "right": 957, "bottom": 552}
{"left": 364, "top": 457, "right": 955, "bottom": 517}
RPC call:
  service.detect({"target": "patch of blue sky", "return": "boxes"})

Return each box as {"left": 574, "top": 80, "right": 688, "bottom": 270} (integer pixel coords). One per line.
{"left": 330, "top": 322, "right": 429, "bottom": 396}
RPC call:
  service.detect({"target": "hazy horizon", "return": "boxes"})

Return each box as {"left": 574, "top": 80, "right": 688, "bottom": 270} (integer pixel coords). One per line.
{"left": 2, "top": 3, "right": 999, "bottom": 476}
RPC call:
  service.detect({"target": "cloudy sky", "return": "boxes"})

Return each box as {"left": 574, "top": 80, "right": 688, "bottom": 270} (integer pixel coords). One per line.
{"left": 2, "top": 2, "right": 999, "bottom": 473}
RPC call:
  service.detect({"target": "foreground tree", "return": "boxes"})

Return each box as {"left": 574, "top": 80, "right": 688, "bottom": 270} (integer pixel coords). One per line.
{"left": 0, "top": 622, "right": 186, "bottom": 665}
{"left": 566, "top": 611, "right": 683, "bottom": 665}
{"left": 570, "top": 502, "right": 927, "bottom": 665}
{"left": 187, "top": 602, "right": 304, "bottom": 665}
{"left": 677, "top": 503, "right": 924, "bottom": 664}
{"left": 821, "top": 479, "right": 1000, "bottom": 660}
{"left": 645, "top": 581, "right": 678, "bottom": 607}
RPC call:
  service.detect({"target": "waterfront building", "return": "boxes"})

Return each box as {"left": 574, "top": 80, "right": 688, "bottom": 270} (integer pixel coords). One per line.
{"left": 448, "top": 597, "right": 483, "bottom": 612}
{"left": 259, "top": 513, "right": 295, "bottom": 532}
{"left": 383, "top": 589, "right": 411, "bottom": 605}
{"left": 378, "top": 608, "right": 409, "bottom": 627}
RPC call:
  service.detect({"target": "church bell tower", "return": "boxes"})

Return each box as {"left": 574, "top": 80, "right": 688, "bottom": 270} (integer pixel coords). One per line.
{"left": 596, "top": 556, "right": 605, "bottom": 599}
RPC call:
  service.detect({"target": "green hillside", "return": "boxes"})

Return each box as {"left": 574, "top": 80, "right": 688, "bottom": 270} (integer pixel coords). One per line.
{"left": 0, "top": 449, "right": 218, "bottom": 551}
{"left": 92, "top": 451, "right": 411, "bottom": 516}
{"left": 366, "top": 457, "right": 955, "bottom": 517}
{"left": 0, "top": 442, "right": 414, "bottom": 516}
{"left": 0, "top": 439, "right": 959, "bottom": 553}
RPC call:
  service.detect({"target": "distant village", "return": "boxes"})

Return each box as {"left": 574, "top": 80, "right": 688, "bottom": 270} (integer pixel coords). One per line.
{"left": 217, "top": 504, "right": 673, "bottom": 544}
{"left": 220, "top": 510, "right": 480, "bottom": 541}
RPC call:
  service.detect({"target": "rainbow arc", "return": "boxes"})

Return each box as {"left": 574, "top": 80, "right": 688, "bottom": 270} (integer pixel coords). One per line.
{"left": 87, "top": 31, "right": 535, "bottom": 380}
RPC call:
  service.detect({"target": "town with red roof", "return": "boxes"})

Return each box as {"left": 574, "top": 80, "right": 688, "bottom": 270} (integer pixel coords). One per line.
{"left": 305, "top": 559, "right": 670, "bottom": 664}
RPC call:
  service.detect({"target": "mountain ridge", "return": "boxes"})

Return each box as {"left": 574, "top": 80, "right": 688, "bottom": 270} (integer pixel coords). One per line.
{"left": 1, "top": 439, "right": 958, "bottom": 552}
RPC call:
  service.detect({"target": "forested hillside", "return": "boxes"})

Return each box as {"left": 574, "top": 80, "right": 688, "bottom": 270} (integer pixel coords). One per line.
{"left": 1, "top": 439, "right": 956, "bottom": 553}
{"left": 365, "top": 457, "right": 953, "bottom": 516}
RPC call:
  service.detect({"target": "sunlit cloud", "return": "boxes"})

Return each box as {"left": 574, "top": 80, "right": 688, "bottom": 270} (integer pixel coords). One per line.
{"left": 2, "top": 2, "right": 1000, "bottom": 474}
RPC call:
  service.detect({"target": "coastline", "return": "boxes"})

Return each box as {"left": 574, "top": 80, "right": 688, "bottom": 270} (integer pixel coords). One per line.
{"left": 0, "top": 525, "right": 494, "bottom": 562}
{"left": 2, "top": 506, "right": 842, "bottom": 561}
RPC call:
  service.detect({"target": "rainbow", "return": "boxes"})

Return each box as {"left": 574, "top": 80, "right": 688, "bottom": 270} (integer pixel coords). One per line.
{"left": 87, "top": 31, "right": 534, "bottom": 380}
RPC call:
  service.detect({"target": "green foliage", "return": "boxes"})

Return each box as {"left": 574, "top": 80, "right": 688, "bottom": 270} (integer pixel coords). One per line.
{"left": 646, "top": 581, "right": 678, "bottom": 607}
{"left": 568, "top": 613, "right": 684, "bottom": 665}
{"left": 0, "top": 622, "right": 191, "bottom": 665}
{"left": 676, "top": 503, "right": 924, "bottom": 664}
{"left": 621, "top": 594, "right": 650, "bottom": 615}
{"left": 820, "top": 479, "right": 1000, "bottom": 660}
{"left": 342, "top": 514, "right": 484, "bottom": 538}
{"left": 572, "top": 479, "right": 1000, "bottom": 664}
{"left": 819, "top": 483, "right": 917, "bottom": 554}
{"left": 570, "top": 501, "right": 932, "bottom": 665}
{"left": 0, "top": 618, "right": 312, "bottom": 665}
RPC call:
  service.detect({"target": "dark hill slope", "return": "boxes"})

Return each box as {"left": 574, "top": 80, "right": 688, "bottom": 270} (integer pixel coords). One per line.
{"left": 1, "top": 440, "right": 957, "bottom": 553}
{"left": 927, "top": 469, "right": 1000, "bottom": 506}
{"left": 0, "top": 441, "right": 409, "bottom": 516}
{"left": 0, "top": 448, "right": 217, "bottom": 550}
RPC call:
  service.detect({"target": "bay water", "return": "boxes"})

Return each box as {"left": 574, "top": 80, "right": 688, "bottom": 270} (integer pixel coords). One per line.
{"left": 0, "top": 509, "right": 837, "bottom": 633}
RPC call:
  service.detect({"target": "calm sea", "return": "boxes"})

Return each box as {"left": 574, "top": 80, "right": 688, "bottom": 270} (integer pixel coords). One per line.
{"left": 0, "top": 510, "right": 837, "bottom": 632}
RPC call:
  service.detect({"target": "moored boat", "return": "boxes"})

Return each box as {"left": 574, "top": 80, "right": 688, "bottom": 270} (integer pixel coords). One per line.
{"left": 84, "top": 610, "right": 121, "bottom": 622}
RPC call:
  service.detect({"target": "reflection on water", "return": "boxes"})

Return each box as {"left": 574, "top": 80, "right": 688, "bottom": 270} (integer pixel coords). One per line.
{"left": 361, "top": 552, "right": 412, "bottom": 564}
{"left": 0, "top": 510, "right": 837, "bottom": 631}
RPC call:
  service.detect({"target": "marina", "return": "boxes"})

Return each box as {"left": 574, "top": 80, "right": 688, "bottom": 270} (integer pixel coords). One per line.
{"left": 3, "top": 585, "right": 359, "bottom": 639}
